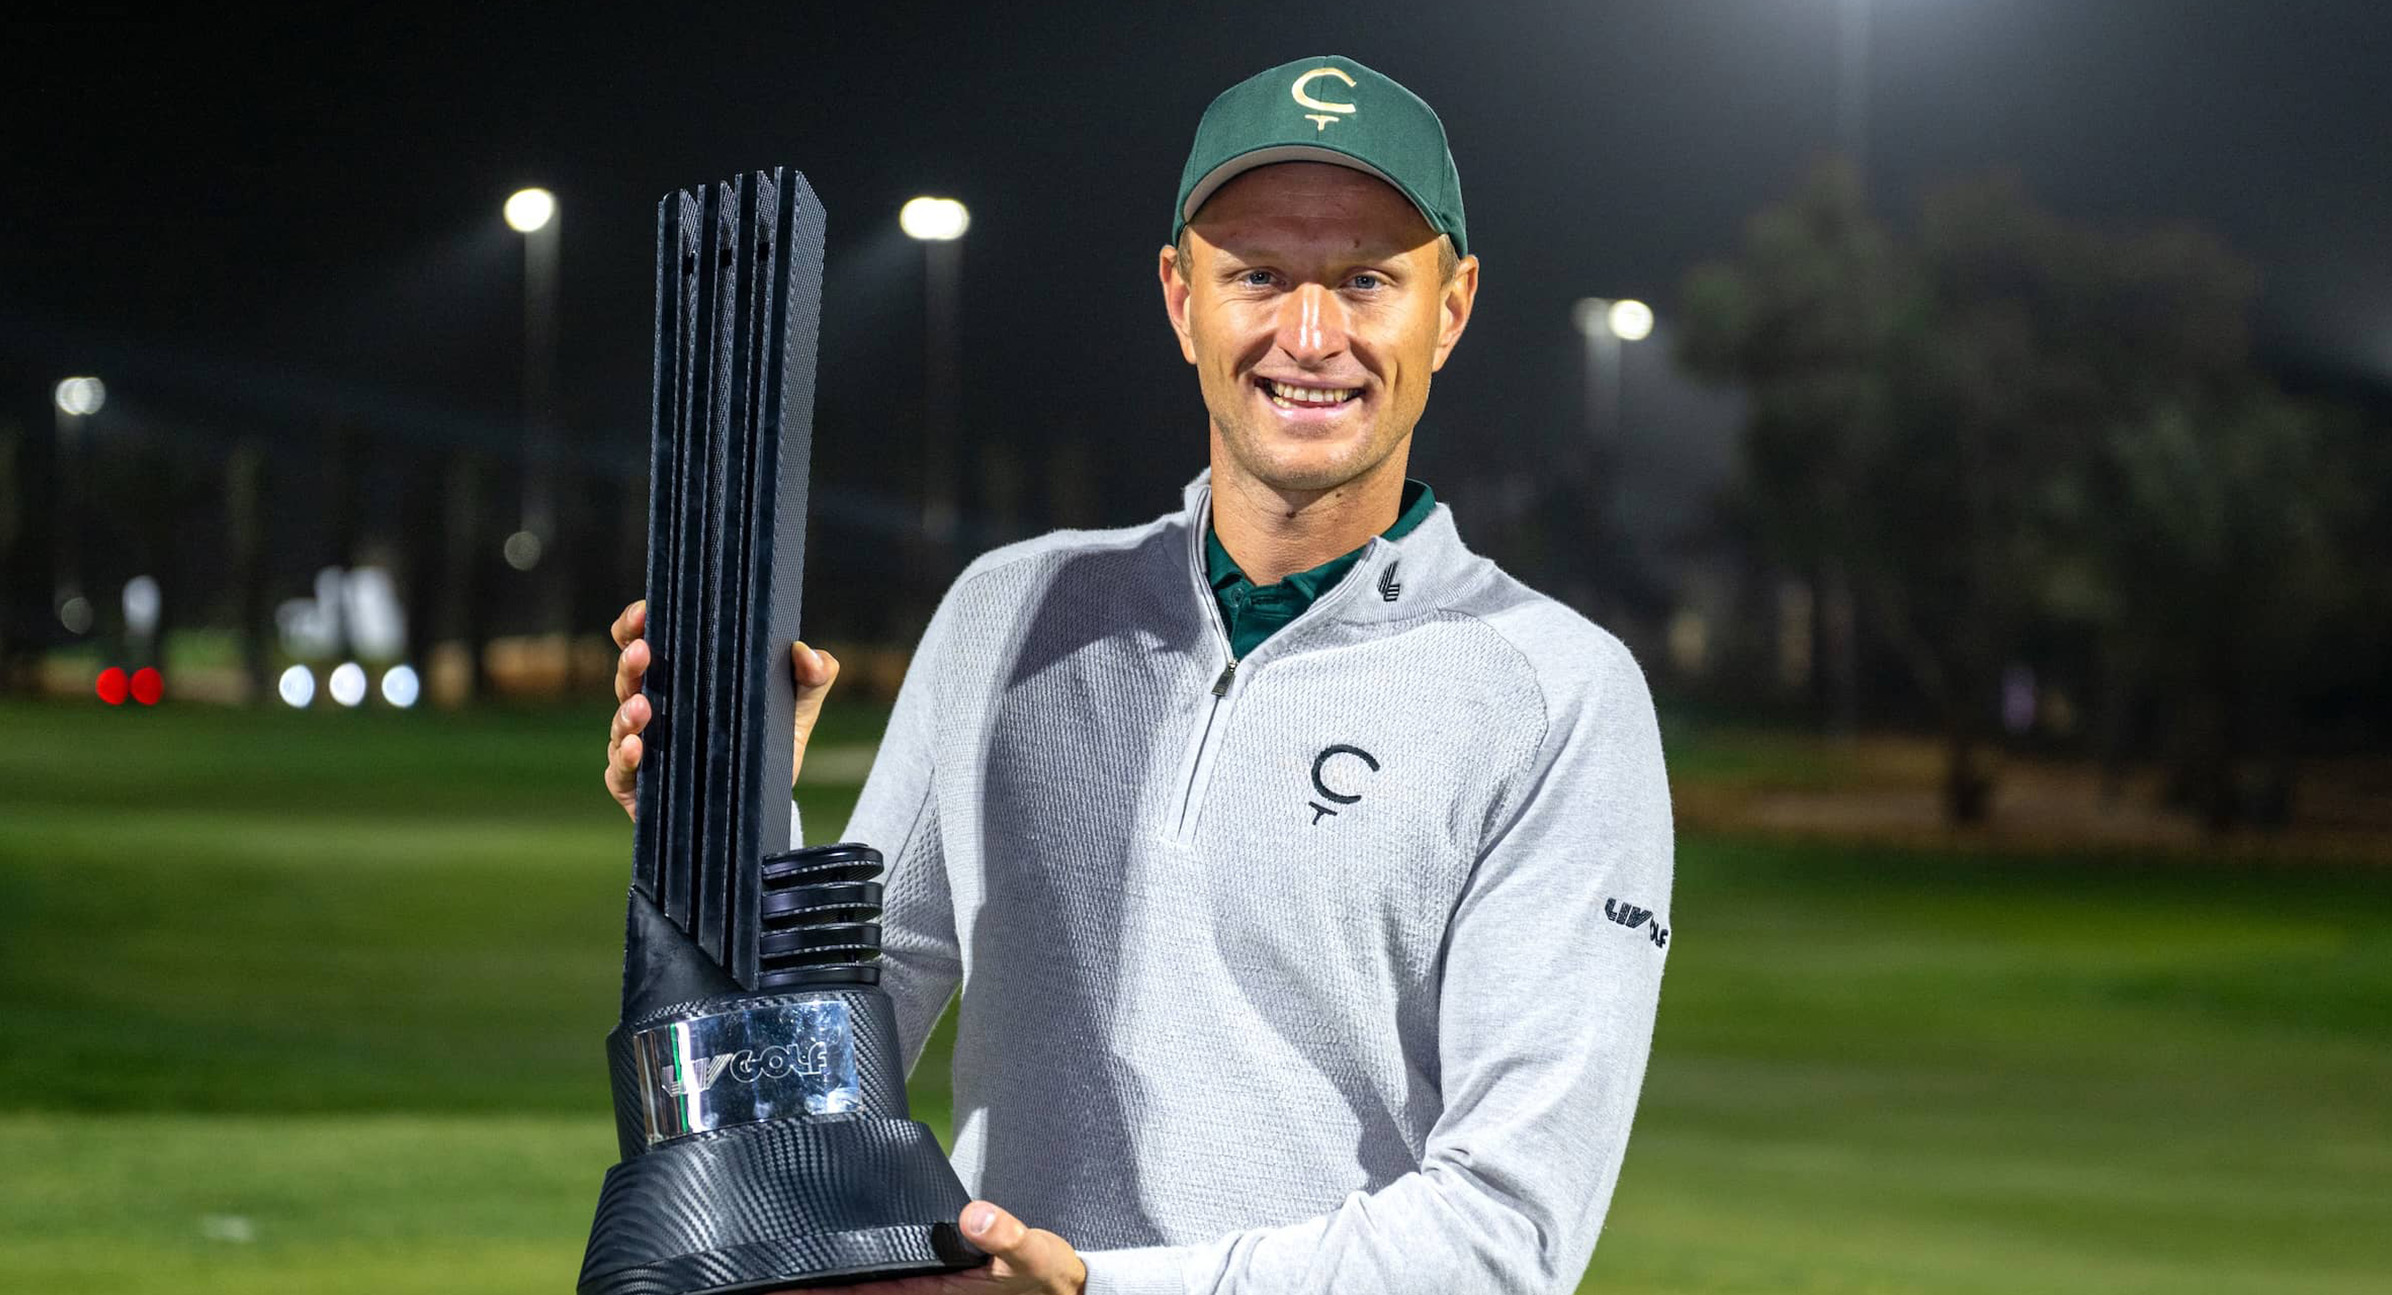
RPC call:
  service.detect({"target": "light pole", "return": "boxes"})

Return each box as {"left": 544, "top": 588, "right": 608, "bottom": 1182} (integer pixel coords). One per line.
{"left": 50, "top": 376, "right": 105, "bottom": 636}
{"left": 1827, "top": 0, "right": 1871, "bottom": 739}
{"left": 1571, "top": 297, "right": 1652, "bottom": 449}
{"left": 504, "top": 186, "right": 560, "bottom": 574}
{"left": 1570, "top": 299, "right": 1652, "bottom": 614}
{"left": 1838, "top": 0, "right": 1873, "bottom": 186}
{"left": 901, "top": 196, "right": 969, "bottom": 559}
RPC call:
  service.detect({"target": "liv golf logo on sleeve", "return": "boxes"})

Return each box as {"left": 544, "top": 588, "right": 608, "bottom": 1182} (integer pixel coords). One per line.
{"left": 1605, "top": 897, "right": 1669, "bottom": 950}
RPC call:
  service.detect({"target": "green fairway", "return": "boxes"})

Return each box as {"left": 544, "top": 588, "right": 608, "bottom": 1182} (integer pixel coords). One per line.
{"left": 2, "top": 698, "right": 2385, "bottom": 1292}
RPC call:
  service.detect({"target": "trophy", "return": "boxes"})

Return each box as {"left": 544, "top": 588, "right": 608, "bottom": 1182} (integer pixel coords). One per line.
{"left": 578, "top": 169, "right": 984, "bottom": 1294}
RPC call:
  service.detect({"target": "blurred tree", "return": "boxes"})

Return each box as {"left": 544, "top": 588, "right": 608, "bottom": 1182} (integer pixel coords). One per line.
{"left": 1681, "top": 164, "right": 2258, "bottom": 825}
{"left": 443, "top": 450, "right": 497, "bottom": 701}
{"left": 2054, "top": 390, "right": 2368, "bottom": 830}
{"left": 1679, "top": 161, "right": 1897, "bottom": 738}
{"left": 225, "top": 439, "right": 274, "bottom": 704}
{"left": 400, "top": 450, "right": 447, "bottom": 693}
{"left": 0, "top": 420, "right": 23, "bottom": 690}
{"left": 1882, "top": 176, "right": 2251, "bottom": 824}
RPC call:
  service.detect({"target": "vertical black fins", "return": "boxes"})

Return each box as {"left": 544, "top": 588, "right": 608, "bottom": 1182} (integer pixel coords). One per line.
{"left": 628, "top": 171, "right": 825, "bottom": 999}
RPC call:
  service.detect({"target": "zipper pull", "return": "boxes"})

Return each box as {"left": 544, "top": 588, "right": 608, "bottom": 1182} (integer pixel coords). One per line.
{"left": 1210, "top": 660, "right": 1237, "bottom": 697}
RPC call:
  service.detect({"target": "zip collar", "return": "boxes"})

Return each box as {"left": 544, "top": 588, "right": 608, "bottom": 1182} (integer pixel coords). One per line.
{"left": 1176, "top": 467, "right": 1476, "bottom": 663}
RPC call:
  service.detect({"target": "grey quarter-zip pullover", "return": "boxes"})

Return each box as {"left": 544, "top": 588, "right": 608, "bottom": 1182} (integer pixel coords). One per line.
{"left": 807, "top": 468, "right": 1674, "bottom": 1293}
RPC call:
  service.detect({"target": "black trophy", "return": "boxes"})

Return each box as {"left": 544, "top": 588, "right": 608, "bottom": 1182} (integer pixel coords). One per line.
{"left": 578, "top": 169, "right": 983, "bottom": 1294}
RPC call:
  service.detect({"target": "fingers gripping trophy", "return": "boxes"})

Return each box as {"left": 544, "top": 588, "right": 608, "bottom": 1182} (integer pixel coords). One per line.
{"left": 579, "top": 169, "right": 985, "bottom": 1294}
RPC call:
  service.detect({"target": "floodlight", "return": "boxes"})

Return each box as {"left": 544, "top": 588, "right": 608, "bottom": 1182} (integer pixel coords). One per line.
{"left": 123, "top": 575, "right": 161, "bottom": 638}
{"left": 1572, "top": 297, "right": 1607, "bottom": 339}
{"left": 899, "top": 196, "right": 970, "bottom": 241}
{"left": 503, "top": 529, "right": 544, "bottom": 571}
{"left": 278, "top": 665, "right": 316, "bottom": 708}
{"left": 1608, "top": 298, "right": 1654, "bottom": 341}
{"left": 381, "top": 664, "right": 422, "bottom": 709}
{"left": 54, "top": 376, "right": 106, "bottom": 416}
{"left": 505, "top": 187, "right": 557, "bottom": 233}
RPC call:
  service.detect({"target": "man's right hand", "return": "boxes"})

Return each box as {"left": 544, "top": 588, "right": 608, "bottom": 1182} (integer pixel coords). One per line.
{"left": 605, "top": 598, "right": 842, "bottom": 822}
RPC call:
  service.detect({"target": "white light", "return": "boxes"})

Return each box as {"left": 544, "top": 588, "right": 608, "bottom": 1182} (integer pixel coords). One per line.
{"left": 1608, "top": 298, "right": 1655, "bottom": 342}
{"left": 380, "top": 664, "right": 422, "bottom": 709}
{"left": 504, "top": 187, "right": 557, "bottom": 234}
{"left": 278, "top": 664, "right": 317, "bottom": 708}
{"left": 341, "top": 566, "right": 409, "bottom": 660}
{"left": 59, "top": 595, "right": 94, "bottom": 635}
{"left": 54, "top": 376, "right": 106, "bottom": 416}
{"left": 123, "top": 575, "right": 162, "bottom": 638}
{"left": 502, "top": 529, "right": 544, "bottom": 571}
{"left": 899, "top": 196, "right": 970, "bottom": 241}
{"left": 1572, "top": 298, "right": 1608, "bottom": 339}
{"left": 328, "top": 661, "right": 369, "bottom": 707}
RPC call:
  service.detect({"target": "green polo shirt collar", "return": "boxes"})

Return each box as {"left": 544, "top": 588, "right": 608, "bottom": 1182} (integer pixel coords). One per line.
{"left": 1205, "top": 479, "right": 1434, "bottom": 659}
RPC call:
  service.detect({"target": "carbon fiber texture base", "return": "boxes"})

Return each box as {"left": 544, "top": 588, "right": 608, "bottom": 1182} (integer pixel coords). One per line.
{"left": 580, "top": 1116, "right": 982, "bottom": 1293}
{"left": 583, "top": 1226, "right": 977, "bottom": 1294}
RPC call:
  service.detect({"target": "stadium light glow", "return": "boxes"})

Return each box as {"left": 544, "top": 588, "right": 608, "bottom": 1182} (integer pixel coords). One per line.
{"left": 329, "top": 661, "right": 369, "bottom": 707}
{"left": 505, "top": 187, "right": 557, "bottom": 234}
{"left": 1607, "top": 298, "right": 1655, "bottom": 342}
{"left": 278, "top": 664, "right": 317, "bottom": 708}
{"left": 899, "top": 196, "right": 970, "bottom": 241}
{"left": 502, "top": 529, "right": 544, "bottom": 571}
{"left": 381, "top": 664, "right": 422, "bottom": 709}
{"left": 54, "top": 376, "right": 106, "bottom": 416}
{"left": 122, "top": 575, "right": 161, "bottom": 638}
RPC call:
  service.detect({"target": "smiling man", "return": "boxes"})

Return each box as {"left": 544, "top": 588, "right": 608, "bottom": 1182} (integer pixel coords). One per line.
{"left": 605, "top": 55, "right": 1674, "bottom": 1295}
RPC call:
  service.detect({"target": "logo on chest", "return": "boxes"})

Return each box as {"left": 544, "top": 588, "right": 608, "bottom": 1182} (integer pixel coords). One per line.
{"left": 1308, "top": 743, "right": 1381, "bottom": 824}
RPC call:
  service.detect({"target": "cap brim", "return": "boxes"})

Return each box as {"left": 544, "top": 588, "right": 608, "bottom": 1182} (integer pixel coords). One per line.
{"left": 1179, "top": 145, "right": 1407, "bottom": 225}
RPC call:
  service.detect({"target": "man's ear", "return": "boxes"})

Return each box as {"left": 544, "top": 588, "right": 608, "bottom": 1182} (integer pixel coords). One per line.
{"left": 1430, "top": 254, "right": 1480, "bottom": 373}
{"left": 1159, "top": 242, "right": 1198, "bottom": 364}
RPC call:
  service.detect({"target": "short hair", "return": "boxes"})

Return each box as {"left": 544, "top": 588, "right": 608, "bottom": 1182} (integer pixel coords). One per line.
{"left": 1174, "top": 225, "right": 1462, "bottom": 287}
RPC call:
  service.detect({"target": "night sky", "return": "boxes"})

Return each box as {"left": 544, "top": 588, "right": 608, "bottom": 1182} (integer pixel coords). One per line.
{"left": 8, "top": 2, "right": 2388, "bottom": 561}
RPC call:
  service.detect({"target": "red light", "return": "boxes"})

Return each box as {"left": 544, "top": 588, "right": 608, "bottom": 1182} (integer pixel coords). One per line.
{"left": 96, "top": 667, "right": 128, "bottom": 705}
{"left": 131, "top": 667, "right": 164, "bottom": 706}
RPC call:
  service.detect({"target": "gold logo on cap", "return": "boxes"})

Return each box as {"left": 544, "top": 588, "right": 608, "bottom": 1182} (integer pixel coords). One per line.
{"left": 1291, "top": 67, "right": 1357, "bottom": 132}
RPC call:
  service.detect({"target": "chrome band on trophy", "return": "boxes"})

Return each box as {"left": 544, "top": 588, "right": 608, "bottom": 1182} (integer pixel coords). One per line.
{"left": 630, "top": 997, "right": 861, "bottom": 1146}
{"left": 578, "top": 169, "right": 983, "bottom": 1295}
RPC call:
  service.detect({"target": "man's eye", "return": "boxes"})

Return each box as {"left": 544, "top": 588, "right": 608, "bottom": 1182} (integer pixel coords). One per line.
{"left": 1240, "top": 269, "right": 1276, "bottom": 287}
{"left": 1349, "top": 273, "right": 1384, "bottom": 290}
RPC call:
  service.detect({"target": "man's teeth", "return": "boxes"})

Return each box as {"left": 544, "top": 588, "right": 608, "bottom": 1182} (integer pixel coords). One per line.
{"left": 1267, "top": 380, "right": 1359, "bottom": 406}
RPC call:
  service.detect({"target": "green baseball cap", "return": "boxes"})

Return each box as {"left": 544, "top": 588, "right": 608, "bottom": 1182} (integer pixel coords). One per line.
{"left": 1173, "top": 55, "right": 1468, "bottom": 258}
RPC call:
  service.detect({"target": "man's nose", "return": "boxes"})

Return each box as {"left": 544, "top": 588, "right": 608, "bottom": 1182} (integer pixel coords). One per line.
{"left": 1273, "top": 282, "right": 1350, "bottom": 366}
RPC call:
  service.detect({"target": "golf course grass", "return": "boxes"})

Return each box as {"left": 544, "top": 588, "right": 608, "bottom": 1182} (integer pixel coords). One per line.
{"left": 3, "top": 698, "right": 2385, "bottom": 1292}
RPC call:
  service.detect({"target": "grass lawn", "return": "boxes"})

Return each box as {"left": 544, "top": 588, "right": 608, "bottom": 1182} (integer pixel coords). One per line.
{"left": 2, "top": 698, "right": 2385, "bottom": 1292}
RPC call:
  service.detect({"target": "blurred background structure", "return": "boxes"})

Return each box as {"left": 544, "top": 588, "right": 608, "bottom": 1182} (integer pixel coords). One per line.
{"left": 3, "top": 5, "right": 2387, "bottom": 1292}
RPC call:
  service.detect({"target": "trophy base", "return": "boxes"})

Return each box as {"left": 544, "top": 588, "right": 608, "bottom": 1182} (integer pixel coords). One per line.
{"left": 581, "top": 1224, "right": 978, "bottom": 1294}
{"left": 579, "top": 1115, "right": 984, "bottom": 1294}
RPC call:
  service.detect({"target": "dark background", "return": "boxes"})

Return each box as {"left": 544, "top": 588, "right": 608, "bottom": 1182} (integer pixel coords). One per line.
{"left": 8, "top": 1, "right": 2386, "bottom": 643}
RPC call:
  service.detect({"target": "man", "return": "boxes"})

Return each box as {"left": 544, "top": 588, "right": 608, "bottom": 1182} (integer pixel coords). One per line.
{"left": 604, "top": 56, "right": 1673, "bottom": 1295}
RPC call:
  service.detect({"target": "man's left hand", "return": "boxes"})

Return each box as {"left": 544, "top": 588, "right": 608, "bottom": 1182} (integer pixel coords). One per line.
{"left": 799, "top": 1201, "right": 1086, "bottom": 1294}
